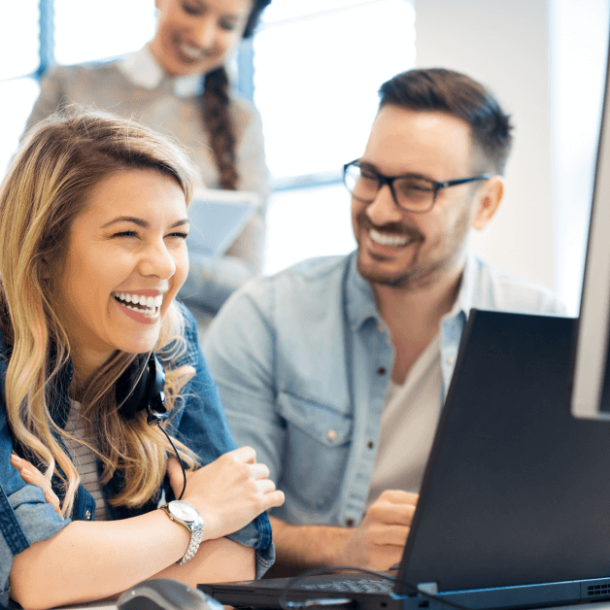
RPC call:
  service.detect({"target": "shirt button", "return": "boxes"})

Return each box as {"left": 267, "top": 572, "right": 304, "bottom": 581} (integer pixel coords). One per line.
{"left": 85, "top": 510, "right": 92, "bottom": 520}
{"left": 447, "top": 356, "right": 455, "bottom": 365}
{"left": 326, "top": 429, "right": 338, "bottom": 442}
{"left": 377, "top": 367, "right": 387, "bottom": 375}
{"left": 367, "top": 440, "right": 374, "bottom": 449}
{"left": 346, "top": 518, "right": 355, "bottom": 527}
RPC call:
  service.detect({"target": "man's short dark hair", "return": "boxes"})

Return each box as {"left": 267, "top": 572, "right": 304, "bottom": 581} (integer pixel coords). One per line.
{"left": 378, "top": 68, "right": 513, "bottom": 174}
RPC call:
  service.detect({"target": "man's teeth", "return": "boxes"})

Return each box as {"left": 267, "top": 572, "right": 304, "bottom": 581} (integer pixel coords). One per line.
{"left": 114, "top": 293, "right": 163, "bottom": 314}
{"left": 369, "top": 228, "right": 409, "bottom": 247}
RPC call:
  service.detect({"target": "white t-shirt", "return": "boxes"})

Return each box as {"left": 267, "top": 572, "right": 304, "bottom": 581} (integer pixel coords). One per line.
{"left": 365, "top": 335, "right": 442, "bottom": 508}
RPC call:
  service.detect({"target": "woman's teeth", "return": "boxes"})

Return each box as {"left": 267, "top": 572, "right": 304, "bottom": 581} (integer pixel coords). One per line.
{"left": 179, "top": 43, "right": 203, "bottom": 60}
{"left": 369, "top": 228, "right": 409, "bottom": 247}
{"left": 114, "top": 293, "right": 163, "bottom": 315}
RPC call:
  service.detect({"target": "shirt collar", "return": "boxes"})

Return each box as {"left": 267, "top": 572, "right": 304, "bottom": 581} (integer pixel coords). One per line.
{"left": 346, "top": 248, "right": 478, "bottom": 332}
{"left": 346, "top": 252, "right": 382, "bottom": 332}
{"left": 446, "top": 249, "right": 477, "bottom": 321}
{"left": 118, "top": 45, "right": 204, "bottom": 97}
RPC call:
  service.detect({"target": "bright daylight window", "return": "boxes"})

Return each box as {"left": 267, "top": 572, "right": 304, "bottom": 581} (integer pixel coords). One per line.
{"left": 256, "top": 0, "right": 416, "bottom": 274}
{"left": 0, "top": 0, "right": 415, "bottom": 277}
{"left": 0, "top": 1, "right": 40, "bottom": 177}
{"left": 53, "top": 0, "right": 155, "bottom": 66}
{"left": 0, "top": 0, "right": 154, "bottom": 178}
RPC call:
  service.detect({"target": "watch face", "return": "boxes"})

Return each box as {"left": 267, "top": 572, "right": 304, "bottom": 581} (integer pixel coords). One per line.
{"left": 169, "top": 500, "right": 197, "bottom": 523}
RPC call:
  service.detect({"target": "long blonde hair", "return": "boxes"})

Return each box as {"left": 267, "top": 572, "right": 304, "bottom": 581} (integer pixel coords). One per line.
{"left": 0, "top": 109, "right": 200, "bottom": 517}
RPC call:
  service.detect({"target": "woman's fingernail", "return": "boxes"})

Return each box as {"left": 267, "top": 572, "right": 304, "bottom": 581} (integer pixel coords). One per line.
{"left": 10, "top": 454, "right": 21, "bottom": 463}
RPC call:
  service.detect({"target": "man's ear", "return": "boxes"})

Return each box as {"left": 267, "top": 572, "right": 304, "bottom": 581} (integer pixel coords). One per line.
{"left": 472, "top": 175, "right": 504, "bottom": 231}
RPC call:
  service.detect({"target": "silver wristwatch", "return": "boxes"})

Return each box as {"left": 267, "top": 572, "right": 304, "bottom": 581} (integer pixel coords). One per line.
{"left": 160, "top": 500, "right": 205, "bottom": 565}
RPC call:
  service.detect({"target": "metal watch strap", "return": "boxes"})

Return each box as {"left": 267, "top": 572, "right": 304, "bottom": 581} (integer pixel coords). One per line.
{"left": 178, "top": 518, "right": 205, "bottom": 565}
{"left": 160, "top": 501, "right": 205, "bottom": 565}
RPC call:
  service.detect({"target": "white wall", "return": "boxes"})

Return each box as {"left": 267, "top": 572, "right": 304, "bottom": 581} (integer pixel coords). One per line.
{"left": 414, "top": 0, "right": 609, "bottom": 315}
{"left": 415, "top": 0, "right": 555, "bottom": 295}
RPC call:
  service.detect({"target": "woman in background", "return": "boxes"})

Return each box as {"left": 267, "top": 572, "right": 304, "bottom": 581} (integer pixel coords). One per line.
{"left": 2, "top": 110, "right": 282, "bottom": 609}
{"left": 24, "top": 0, "right": 272, "bottom": 319}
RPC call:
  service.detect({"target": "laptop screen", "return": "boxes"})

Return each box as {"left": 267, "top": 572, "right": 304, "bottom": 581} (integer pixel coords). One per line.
{"left": 398, "top": 310, "right": 610, "bottom": 595}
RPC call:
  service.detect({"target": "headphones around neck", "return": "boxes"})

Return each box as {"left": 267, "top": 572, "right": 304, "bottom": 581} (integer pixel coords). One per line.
{"left": 116, "top": 353, "right": 169, "bottom": 425}
{"left": 116, "top": 353, "right": 187, "bottom": 499}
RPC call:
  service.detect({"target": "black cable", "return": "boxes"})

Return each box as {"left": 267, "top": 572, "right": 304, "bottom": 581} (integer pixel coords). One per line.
{"left": 158, "top": 424, "right": 187, "bottom": 501}
{"left": 278, "top": 565, "right": 469, "bottom": 610}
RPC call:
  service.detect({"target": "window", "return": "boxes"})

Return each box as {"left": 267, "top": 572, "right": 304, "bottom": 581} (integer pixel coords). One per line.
{"left": 254, "top": 0, "right": 416, "bottom": 273}
{"left": 264, "top": 183, "right": 357, "bottom": 275}
{"left": 0, "top": 2, "right": 41, "bottom": 175}
{"left": 0, "top": 0, "right": 156, "bottom": 178}
{"left": 53, "top": 0, "right": 155, "bottom": 65}
{"left": 0, "top": 0, "right": 416, "bottom": 277}
{"left": 0, "top": 2, "right": 39, "bottom": 80}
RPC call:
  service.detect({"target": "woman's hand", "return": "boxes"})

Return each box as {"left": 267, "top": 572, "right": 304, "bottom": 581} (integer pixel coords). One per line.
{"left": 10, "top": 453, "right": 62, "bottom": 517}
{"left": 166, "top": 446, "right": 284, "bottom": 541}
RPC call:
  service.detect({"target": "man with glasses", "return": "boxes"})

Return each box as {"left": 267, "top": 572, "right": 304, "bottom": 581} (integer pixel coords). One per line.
{"left": 203, "top": 68, "right": 565, "bottom": 573}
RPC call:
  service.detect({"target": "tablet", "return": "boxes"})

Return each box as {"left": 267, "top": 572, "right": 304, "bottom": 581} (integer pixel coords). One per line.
{"left": 187, "top": 189, "right": 260, "bottom": 257}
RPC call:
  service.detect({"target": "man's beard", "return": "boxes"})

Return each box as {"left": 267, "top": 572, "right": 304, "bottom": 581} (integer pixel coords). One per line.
{"left": 355, "top": 211, "right": 470, "bottom": 290}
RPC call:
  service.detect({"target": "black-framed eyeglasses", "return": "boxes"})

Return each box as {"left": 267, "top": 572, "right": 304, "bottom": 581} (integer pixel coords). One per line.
{"left": 343, "top": 160, "right": 492, "bottom": 213}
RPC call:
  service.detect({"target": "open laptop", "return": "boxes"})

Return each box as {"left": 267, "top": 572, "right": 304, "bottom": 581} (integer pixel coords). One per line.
{"left": 187, "top": 189, "right": 260, "bottom": 257}
{"left": 200, "top": 309, "right": 610, "bottom": 610}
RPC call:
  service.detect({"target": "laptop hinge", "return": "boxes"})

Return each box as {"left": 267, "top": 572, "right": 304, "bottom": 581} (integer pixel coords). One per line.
{"left": 417, "top": 583, "right": 438, "bottom": 596}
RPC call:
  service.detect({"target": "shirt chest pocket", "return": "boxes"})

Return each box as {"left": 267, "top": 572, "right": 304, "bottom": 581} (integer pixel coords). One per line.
{"left": 276, "top": 391, "right": 353, "bottom": 511}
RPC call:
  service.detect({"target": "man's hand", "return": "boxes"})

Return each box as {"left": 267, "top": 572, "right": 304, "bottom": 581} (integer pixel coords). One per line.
{"left": 338, "top": 490, "right": 418, "bottom": 571}
{"left": 10, "top": 453, "right": 62, "bottom": 517}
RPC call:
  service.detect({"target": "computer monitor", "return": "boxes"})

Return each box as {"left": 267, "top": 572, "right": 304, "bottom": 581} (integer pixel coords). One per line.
{"left": 571, "top": 37, "right": 610, "bottom": 420}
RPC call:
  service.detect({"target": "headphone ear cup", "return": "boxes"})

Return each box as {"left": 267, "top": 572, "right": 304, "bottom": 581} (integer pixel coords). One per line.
{"left": 116, "top": 355, "right": 149, "bottom": 420}
{"left": 116, "top": 354, "right": 168, "bottom": 424}
{"left": 146, "top": 354, "right": 168, "bottom": 426}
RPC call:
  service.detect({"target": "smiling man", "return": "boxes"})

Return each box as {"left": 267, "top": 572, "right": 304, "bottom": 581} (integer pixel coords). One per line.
{"left": 203, "top": 68, "right": 566, "bottom": 574}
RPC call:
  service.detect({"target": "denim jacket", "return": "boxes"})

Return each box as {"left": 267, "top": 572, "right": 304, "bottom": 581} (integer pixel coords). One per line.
{"left": 0, "top": 302, "right": 273, "bottom": 608}
{"left": 203, "top": 251, "right": 567, "bottom": 529}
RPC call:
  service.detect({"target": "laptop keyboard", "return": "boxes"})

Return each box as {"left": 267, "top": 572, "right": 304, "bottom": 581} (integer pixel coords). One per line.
{"left": 297, "top": 578, "right": 394, "bottom": 594}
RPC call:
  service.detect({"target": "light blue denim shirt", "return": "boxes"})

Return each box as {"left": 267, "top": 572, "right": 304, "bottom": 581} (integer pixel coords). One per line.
{"left": 0, "top": 303, "right": 273, "bottom": 608}
{"left": 203, "top": 251, "right": 567, "bottom": 529}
